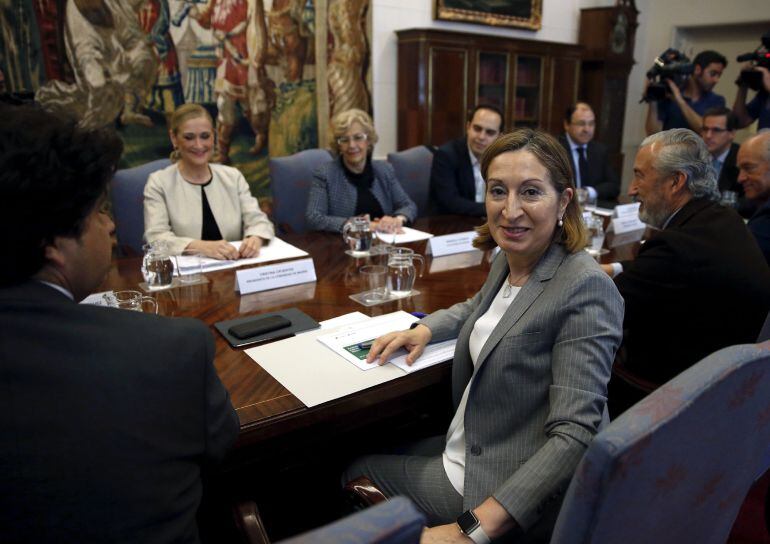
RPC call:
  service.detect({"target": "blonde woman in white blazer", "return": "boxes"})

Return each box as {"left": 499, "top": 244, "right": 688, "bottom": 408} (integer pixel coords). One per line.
{"left": 144, "top": 104, "right": 274, "bottom": 259}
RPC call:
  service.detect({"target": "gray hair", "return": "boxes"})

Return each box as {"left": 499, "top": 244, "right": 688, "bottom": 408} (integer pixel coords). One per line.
{"left": 640, "top": 128, "right": 719, "bottom": 200}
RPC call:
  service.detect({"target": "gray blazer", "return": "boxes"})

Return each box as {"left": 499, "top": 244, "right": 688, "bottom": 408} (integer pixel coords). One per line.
{"left": 305, "top": 159, "right": 418, "bottom": 232}
{"left": 421, "top": 244, "right": 623, "bottom": 531}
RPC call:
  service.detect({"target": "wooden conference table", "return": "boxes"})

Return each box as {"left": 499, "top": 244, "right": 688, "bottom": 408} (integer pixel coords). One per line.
{"left": 99, "top": 215, "right": 638, "bottom": 463}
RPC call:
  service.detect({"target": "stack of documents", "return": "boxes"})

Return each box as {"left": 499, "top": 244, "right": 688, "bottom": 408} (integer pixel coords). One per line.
{"left": 175, "top": 238, "right": 308, "bottom": 275}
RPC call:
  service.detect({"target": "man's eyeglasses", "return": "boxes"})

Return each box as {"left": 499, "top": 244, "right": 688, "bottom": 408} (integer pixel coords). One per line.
{"left": 337, "top": 133, "right": 368, "bottom": 146}
{"left": 701, "top": 126, "right": 729, "bottom": 134}
{"left": 570, "top": 121, "right": 595, "bottom": 128}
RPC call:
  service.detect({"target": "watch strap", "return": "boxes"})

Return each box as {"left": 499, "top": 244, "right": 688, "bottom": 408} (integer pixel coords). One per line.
{"left": 466, "top": 524, "right": 491, "bottom": 544}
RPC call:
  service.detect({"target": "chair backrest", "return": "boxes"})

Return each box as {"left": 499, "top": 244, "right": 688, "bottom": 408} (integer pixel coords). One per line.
{"left": 279, "top": 497, "right": 425, "bottom": 544}
{"left": 551, "top": 342, "right": 770, "bottom": 544}
{"left": 758, "top": 311, "right": 770, "bottom": 342}
{"left": 111, "top": 158, "right": 171, "bottom": 256}
{"left": 269, "top": 148, "right": 333, "bottom": 234}
{"left": 386, "top": 146, "right": 435, "bottom": 218}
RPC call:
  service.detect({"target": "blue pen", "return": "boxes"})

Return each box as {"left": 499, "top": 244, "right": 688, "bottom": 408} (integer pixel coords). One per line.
{"left": 357, "top": 340, "right": 375, "bottom": 350}
{"left": 411, "top": 312, "right": 427, "bottom": 319}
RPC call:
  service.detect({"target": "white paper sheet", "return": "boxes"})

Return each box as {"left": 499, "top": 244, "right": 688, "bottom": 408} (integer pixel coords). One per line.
{"left": 374, "top": 226, "right": 433, "bottom": 244}
{"left": 316, "top": 311, "right": 455, "bottom": 373}
{"left": 245, "top": 310, "right": 456, "bottom": 407}
{"left": 174, "top": 237, "right": 308, "bottom": 275}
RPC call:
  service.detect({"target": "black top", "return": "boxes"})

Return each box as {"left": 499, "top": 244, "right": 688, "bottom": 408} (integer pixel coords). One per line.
{"left": 340, "top": 156, "right": 384, "bottom": 219}
{"left": 200, "top": 177, "right": 223, "bottom": 240}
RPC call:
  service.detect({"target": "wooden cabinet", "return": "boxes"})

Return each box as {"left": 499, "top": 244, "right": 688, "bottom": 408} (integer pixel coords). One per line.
{"left": 396, "top": 28, "right": 582, "bottom": 149}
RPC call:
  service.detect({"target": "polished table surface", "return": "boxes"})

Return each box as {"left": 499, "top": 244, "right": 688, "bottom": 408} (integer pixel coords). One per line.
{"left": 100, "top": 215, "right": 640, "bottom": 454}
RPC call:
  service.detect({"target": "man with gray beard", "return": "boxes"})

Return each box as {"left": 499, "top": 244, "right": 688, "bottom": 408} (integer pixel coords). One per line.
{"left": 601, "top": 129, "right": 770, "bottom": 416}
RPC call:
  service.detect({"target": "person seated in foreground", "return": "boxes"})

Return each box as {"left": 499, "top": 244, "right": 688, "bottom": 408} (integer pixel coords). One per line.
{"left": 601, "top": 128, "right": 770, "bottom": 416}
{"left": 345, "top": 129, "right": 624, "bottom": 543}
{"left": 144, "top": 103, "right": 275, "bottom": 259}
{"left": 430, "top": 104, "right": 503, "bottom": 217}
{"left": 0, "top": 104, "right": 239, "bottom": 542}
{"left": 558, "top": 101, "right": 620, "bottom": 206}
{"left": 306, "top": 108, "right": 417, "bottom": 233}
{"left": 737, "top": 130, "right": 770, "bottom": 264}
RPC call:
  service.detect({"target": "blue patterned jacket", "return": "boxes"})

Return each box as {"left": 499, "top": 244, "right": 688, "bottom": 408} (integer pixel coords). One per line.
{"left": 305, "top": 159, "right": 417, "bottom": 232}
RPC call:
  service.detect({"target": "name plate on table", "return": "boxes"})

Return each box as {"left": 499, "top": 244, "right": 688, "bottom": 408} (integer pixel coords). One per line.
{"left": 236, "top": 258, "right": 316, "bottom": 295}
{"left": 427, "top": 231, "right": 477, "bottom": 257}
{"left": 611, "top": 215, "right": 647, "bottom": 235}
{"left": 613, "top": 202, "right": 641, "bottom": 218}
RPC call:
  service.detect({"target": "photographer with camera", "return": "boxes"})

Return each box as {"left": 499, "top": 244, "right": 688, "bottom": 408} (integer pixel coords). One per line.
{"left": 644, "top": 49, "right": 727, "bottom": 136}
{"left": 732, "top": 32, "right": 770, "bottom": 130}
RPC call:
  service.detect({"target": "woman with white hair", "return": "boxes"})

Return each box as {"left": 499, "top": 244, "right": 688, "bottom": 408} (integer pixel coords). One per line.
{"left": 306, "top": 108, "right": 417, "bottom": 233}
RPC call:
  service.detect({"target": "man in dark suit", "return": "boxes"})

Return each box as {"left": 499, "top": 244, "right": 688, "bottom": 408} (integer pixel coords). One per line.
{"left": 0, "top": 105, "right": 239, "bottom": 543}
{"left": 738, "top": 131, "right": 770, "bottom": 265}
{"left": 600, "top": 128, "right": 770, "bottom": 416}
{"left": 558, "top": 102, "right": 620, "bottom": 206}
{"left": 430, "top": 104, "right": 503, "bottom": 216}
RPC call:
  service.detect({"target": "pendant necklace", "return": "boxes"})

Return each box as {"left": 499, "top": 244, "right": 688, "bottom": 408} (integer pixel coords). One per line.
{"left": 502, "top": 270, "right": 530, "bottom": 298}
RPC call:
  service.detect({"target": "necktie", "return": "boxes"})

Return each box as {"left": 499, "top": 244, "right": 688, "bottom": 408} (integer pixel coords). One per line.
{"left": 712, "top": 157, "right": 723, "bottom": 179}
{"left": 577, "top": 146, "right": 589, "bottom": 188}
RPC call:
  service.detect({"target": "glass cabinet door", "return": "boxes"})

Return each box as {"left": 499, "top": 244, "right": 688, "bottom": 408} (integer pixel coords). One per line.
{"left": 477, "top": 52, "right": 508, "bottom": 113}
{"left": 514, "top": 55, "right": 542, "bottom": 127}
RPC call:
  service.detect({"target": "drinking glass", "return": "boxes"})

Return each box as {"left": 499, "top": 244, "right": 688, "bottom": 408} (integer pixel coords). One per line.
{"left": 176, "top": 250, "right": 204, "bottom": 284}
{"left": 360, "top": 265, "right": 389, "bottom": 303}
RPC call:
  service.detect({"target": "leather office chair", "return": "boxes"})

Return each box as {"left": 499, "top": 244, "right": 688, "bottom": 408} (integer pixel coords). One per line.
{"left": 551, "top": 342, "right": 770, "bottom": 544}
{"left": 269, "top": 148, "right": 333, "bottom": 234}
{"left": 386, "top": 146, "right": 435, "bottom": 218}
{"left": 111, "top": 158, "right": 171, "bottom": 256}
{"left": 234, "top": 496, "right": 424, "bottom": 544}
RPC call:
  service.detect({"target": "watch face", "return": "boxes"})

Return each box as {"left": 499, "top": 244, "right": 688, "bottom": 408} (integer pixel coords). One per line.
{"left": 457, "top": 510, "right": 480, "bottom": 533}
{"left": 611, "top": 13, "right": 628, "bottom": 55}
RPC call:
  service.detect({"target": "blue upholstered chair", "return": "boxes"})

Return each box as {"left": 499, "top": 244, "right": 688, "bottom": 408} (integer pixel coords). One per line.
{"left": 111, "top": 158, "right": 171, "bottom": 256}
{"left": 235, "top": 496, "right": 424, "bottom": 544}
{"left": 386, "top": 146, "right": 435, "bottom": 218}
{"left": 269, "top": 149, "right": 333, "bottom": 234}
{"left": 551, "top": 342, "right": 770, "bottom": 544}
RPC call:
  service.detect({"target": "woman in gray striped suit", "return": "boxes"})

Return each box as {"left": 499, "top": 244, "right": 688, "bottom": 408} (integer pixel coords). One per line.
{"left": 349, "top": 129, "right": 624, "bottom": 543}
{"left": 305, "top": 109, "right": 417, "bottom": 233}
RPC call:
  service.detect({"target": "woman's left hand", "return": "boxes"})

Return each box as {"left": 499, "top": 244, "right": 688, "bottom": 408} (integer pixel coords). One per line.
{"left": 239, "top": 236, "right": 263, "bottom": 258}
{"left": 374, "top": 215, "right": 405, "bottom": 234}
{"left": 420, "top": 525, "right": 472, "bottom": 543}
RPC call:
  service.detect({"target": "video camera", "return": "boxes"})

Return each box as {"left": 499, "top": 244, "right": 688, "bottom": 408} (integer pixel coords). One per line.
{"left": 736, "top": 32, "right": 770, "bottom": 91}
{"left": 642, "top": 48, "right": 694, "bottom": 103}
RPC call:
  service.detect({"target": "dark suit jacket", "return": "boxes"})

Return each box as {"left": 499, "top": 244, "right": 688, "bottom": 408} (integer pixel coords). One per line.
{"left": 430, "top": 137, "right": 485, "bottom": 216}
{"left": 715, "top": 143, "right": 756, "bottom": 218}
{"left": 748, "top": 199, "right": 770, "bottom": 266}
{"left": 615, "top": 198, "right": 770, "bottom": 386}
{"left": 0, "top": 282, "right": 239, "bottom": 543}
{"left": 558, "top": 135, "right": 620, "bottom": 203}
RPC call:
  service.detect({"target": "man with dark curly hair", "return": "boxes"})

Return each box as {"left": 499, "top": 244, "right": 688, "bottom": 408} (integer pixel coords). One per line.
{"left": 0, "top": 104, "right": 239, "bottom": 542}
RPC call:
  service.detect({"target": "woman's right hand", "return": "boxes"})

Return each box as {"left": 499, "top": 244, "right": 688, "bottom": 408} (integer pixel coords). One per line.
{"left": 366, "top": 324, "right": 432, "bottom": 366}
{"left": 186, "top": 240, "right": 239, "bottom": 260}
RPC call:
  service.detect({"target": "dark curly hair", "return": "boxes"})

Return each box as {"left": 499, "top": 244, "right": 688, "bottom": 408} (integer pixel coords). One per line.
{"left": 0, "top": 104, "right": 123, "bottom": 286}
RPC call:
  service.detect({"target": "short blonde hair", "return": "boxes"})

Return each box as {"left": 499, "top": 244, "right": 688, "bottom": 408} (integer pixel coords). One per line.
{"left": 472, "top": 128, "right": 587, "bottom": 253}
{"left": 329, "top": 108, "right": 378, "bottom": 155}
{"left": 169, "top": 104, "right": 214, "bottom": 162}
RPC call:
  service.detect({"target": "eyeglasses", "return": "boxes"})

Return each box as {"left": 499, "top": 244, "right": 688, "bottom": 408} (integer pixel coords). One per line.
{"left": 701, "top": 126, "right": 729, "bottom": 134}
{"left": 337, "top": 133, "right": 368, "bottom": 146}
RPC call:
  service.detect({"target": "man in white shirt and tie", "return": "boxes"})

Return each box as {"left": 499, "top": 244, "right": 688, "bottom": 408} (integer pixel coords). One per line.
{"left": 699, "top": 106, "right": 751, "bottom": 216}
{"left": 558, "top": 102, "right": 620, "bottom": 206}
